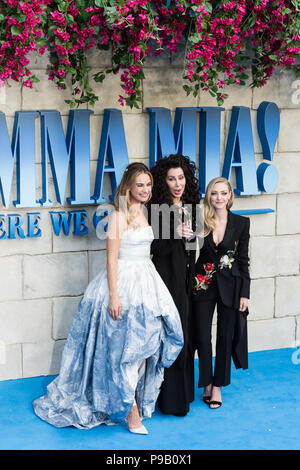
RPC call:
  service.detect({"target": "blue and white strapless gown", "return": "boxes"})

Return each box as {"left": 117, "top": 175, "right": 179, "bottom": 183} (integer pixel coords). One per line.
{"left": 33, "top": 226, "right": 183, "bottom": 429}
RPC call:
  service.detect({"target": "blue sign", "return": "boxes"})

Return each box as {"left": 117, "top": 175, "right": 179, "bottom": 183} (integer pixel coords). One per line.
{"left": 0, "top": 102, "right": 279, "bottom": 239}
{"left": 147, "top": 104, "right": 279, "bottom": 197}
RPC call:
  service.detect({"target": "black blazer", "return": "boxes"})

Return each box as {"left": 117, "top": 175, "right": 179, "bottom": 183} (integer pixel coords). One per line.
{"left": 150, "top": 204, "right": 197, "bottom": 370}
{"left": 150, "top": 204, "right": 197, "bottom": 297}
{"left": 193, "top": 210, "right": 250, "bottom": 308}
{"left": 193, "top": 210, "right": 250, "bottom": 370}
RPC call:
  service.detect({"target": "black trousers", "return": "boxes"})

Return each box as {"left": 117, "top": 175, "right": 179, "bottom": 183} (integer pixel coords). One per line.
{"left": 192, "top": 284, "right": 237, "bottom": 387}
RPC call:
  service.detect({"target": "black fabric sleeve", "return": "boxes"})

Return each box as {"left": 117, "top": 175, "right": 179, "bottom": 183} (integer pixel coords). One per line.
{"left": 150, "top": 209, "right": 178, "bottom": 256}
{"left": 237, "top": 217, "right": 250, "bottom": 299}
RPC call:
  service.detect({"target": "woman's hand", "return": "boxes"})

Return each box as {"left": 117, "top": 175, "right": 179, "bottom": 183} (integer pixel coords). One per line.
{"left": 239, "top": 297, "right": 248, "bottom": 312}
{"left": 108, "top": 295, "right": 122, "bottom": 320}
{"left": 176, "top": 222, "right": 194, "bottom": 240}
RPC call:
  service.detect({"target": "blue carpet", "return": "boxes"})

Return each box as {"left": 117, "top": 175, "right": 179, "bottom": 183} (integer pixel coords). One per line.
{"left": 0, "top": 348, "right": 299, "bottom": 450}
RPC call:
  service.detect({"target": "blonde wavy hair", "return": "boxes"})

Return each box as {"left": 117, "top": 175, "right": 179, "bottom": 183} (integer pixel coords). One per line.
{"left": 114, "top": 162, "right": 153, "bottom": 227}
{"left": 203, "top": 177, "right": 234, "bottom": 236}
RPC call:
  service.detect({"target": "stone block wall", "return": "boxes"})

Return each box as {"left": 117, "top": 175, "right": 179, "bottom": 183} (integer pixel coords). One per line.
{"left": 0, "top": 50, "right": 299, "bottom": 380}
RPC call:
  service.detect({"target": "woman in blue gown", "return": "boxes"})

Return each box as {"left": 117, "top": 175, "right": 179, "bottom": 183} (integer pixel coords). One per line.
{"left": 32, "top": 162, "right": 184, "bottom": 434}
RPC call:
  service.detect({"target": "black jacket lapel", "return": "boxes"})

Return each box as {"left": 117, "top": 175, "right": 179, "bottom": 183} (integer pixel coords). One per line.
{"left": 207, "top": 229, "right": 215, "bottom": 253}
{"left": 218, "top": 210, "right": 235, "bottom": 253}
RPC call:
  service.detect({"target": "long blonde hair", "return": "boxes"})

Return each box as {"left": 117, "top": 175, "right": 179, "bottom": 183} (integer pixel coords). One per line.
{"left": 203, "top": 177, "right": 234, "bottom": 236}
{"left": 114, "top": 162, "right": 153, "bottom": 226}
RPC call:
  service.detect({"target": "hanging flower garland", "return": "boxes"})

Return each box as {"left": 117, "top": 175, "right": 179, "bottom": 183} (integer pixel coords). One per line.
{"left": 44, "top": 0, "right": 100, "bottom": 107}
{"left": 0, "top": 0, "right": 299, "bottom": 108}
{"left": 245, "top": 0, "right": 300, "bottom": 87}
{"left": 0, "top": 0, "right": 48, "bottom": 88}
{"left": 93, "top": 0, "right": 163, "bottom": 108}
{"left": 183, "top": 0, "right": 249, "bottom": 105}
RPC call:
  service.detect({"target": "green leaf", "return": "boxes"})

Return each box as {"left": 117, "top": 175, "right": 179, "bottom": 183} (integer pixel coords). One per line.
{"left": 69, "top": 100, "right": 77, "bottom": 109}
{"left": 281, "top": 7, "right": 292, "bottom": 15}
{"left": 248, "top": 14, "right": 257, "bottom": 29}
{"left": 58, "top": 2, "right": 68, "bottom": 13}
{"left": 16, "top": 13, "right": 27, "bottom": 23}
{"left": 188, "top": 33, "right": 202, "bottom": 45}
{"left": 183, "top": 85, "right": 191, "bottom": 96}
{"left": 80, "top": 95, "right": 90, "bottom": 103}
{"left": 36, "top": 39, "right": 47, "bottom": 48}
{"left": 47, "top": 25, "right": 58, "bottom": 34}
{"left": 11, "top": 26, "right": 22, "bottom": 36}
{"left": 293, "top": 65, "right": 300, "bottom": 78}
{"left": 204, "top": 1, "right": 213, "bottom": 13}
{"left": 76, "top": 0, "right": 86, "bottom": 7}
{"left": 93, "top": 73, "right": 106, "bottom": 83}
{"left": 66, "top": 14, "right": 75, "bottom": 26}
{"left": 30, "top": 76, "right": 40, "bottom": 84}
{"left": 95, "top": 0, "right": 107, "bottom": 6}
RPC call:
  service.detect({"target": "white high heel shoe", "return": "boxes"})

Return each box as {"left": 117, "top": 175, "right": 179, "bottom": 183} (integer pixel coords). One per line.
{"left": 128, "top": 424, "right": 148, "bottom": 435}
{"left": 127, "top": 401, "right": 148, "bottom": 434}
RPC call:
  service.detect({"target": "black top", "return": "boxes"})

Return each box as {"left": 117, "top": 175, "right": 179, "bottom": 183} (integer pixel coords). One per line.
{"left": 193, "top": 210, "right": 250, "bottom": 308}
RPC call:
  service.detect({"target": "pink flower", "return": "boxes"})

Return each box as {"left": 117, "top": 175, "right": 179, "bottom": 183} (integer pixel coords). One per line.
{"left": 118, "top": 95, "right": 125, "bottom": 106}
{"left": 54, "top": 44, "right": 69, "bottom": 56}
{"left": 57, "top": 69, "right": 66, "bottom": 78}
{"left": 23, "top": 79, "right": 33, "bottom": 88}
{"left": 139, "top": 30, "right": 146, "bottom": 41}
{"left": 50, "top": 11, "right": 66, "bottom": 27}
{"left": 129, "top": 65, "right": 141, "bottom": 74}
{"left": 39, "top": 45, "right": 47, "bottom": 55}
{"left": 48, "top": 70, "right": 55, "bottom": 81}
{"left": 54, "top": 29, "right": 70, "bottom": 42}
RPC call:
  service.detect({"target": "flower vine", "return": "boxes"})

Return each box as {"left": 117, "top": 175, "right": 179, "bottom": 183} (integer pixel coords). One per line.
{"left": 0, "top": 0, "right": 299, "bottom": 108}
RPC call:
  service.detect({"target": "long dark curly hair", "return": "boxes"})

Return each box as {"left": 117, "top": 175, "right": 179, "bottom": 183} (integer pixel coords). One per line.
{"left": 149, "top": 154, "right": 200, "bottom": 206}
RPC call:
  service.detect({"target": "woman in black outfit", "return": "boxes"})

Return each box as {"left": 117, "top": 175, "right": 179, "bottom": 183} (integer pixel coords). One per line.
{"left": 192, "top": 177, "right": 250, "bottom": 409}
{"left": 149, "top": 154, "right": 200, "bottom": 417}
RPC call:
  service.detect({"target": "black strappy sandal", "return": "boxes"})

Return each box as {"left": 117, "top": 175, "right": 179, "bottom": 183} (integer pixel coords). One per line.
{"left": 202, "top": 395, "right": 211, "bottom": 405}
{"left": 203, "top": 384, "right": 212, "bottom": 404}
{"left": 209, "top": 400, "right": 222, "bottom": 409}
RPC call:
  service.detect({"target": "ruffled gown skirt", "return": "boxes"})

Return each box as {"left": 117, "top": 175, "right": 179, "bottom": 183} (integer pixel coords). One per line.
{"left": 33, "top": 227, "right": 183, "bottom": 429}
